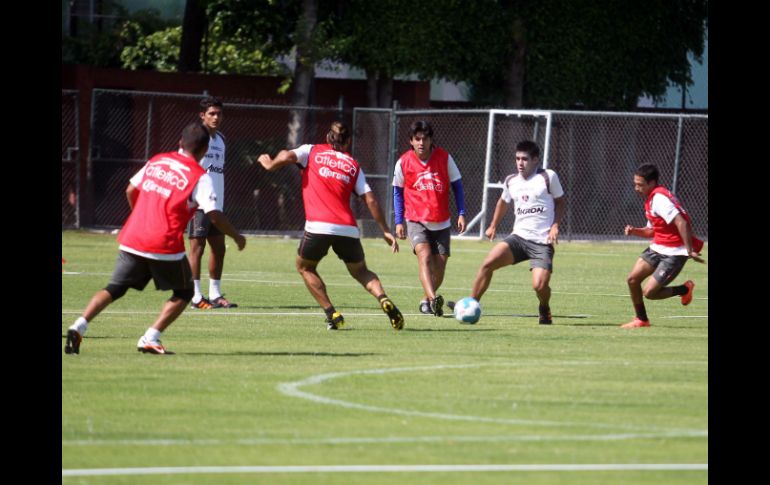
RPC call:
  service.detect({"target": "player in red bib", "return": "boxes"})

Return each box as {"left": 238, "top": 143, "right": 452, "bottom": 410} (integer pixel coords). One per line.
{"left": 393, "top": 121, "right": 466, "bottom": 317}
{"left": 258, "top": 121, "right": 404, "bottom": 331}
{"left": 621, "top": 163, "right": 705, "bottom": 328}
{"left": 64, "top": 123, "right": 246, "bottom": 355}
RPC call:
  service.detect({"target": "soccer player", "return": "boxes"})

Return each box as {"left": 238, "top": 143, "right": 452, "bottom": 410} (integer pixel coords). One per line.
{"left": 468, "top": 140, "right": 565, "bottom": 325}
{"left": 620, "top": 163, "right": 705, "bottom": 328}
{"left": 257, "top": 121, "right": 404, "bottom": 331}
{"left": 64, "top": 123, "right": 246, "bottom": 355}
{"left": 392, "top": 120, "right": 466, "bottom": 317}
{"left": 188, "top": 96, "right": 237, "bottom": 309}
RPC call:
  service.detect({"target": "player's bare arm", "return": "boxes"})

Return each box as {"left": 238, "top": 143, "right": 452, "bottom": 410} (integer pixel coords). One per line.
{"left": 673, "top": 214, "right": 705, "bottom": 264}
{"left": 485, "top": 198, "right": 509, "bottom": 240}
{"left": 258, "top": 150, "right": 298, "bottom": 171}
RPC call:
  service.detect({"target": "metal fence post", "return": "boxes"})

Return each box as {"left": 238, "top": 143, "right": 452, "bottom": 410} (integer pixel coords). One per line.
{"left": 672, "top": 116, "right": 684, "bottom": 194}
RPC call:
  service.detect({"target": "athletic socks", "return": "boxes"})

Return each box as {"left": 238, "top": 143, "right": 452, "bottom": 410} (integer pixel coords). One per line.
{"left": 209, "top": 279, "right": 222, "bottom": 300}
{"left": 192, "top": 280, "right": 203, "bottom": 302}
{"left": 634, "top": 303, "right": 648, "bottom": 322}
{"left": 69, "top": 316, "right": 88, "bottom": 336}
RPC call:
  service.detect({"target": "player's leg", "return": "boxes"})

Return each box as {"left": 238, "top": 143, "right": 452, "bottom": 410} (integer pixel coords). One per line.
{"left": 427, "top": 228, "right": 451, "bottom": 316}
{"left": 337, "top": 238, "right": 403, "bottom": 330}
{"left": 531, "top": 268, "right": 553, "bottom": 324}
{"left": 641, "top": 255, "right": 692, "bottom": 304}
{"left": 470, "top": 242, "right": 515, "bottom": 301}
{"left": 188, "top": 210, "right": 212, "bottom": 308}
{"left": 66, "top": 251, "right": 150, "bottom": 354}
{"left": 297, "top": 232, "right": 342, "bottom": 329}
{"left": 207, "top": 230, "right": 237, "bottom": 308}
{"left": 621, "top": 254, "right": 656, "bottom": 328}
{"left": 414, "top": 243, "right": 444, "bottom": 316}
{"left": 137, "top": 257, "right": 194, "bottom": 354}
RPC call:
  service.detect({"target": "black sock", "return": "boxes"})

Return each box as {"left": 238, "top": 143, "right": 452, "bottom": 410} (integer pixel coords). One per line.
{"left": 539, "top": 304, "right": 550, "bottom": 316}
{"left": 634, "top": 303, "right": 648, "bottom": 321}
{"left": 324, "top": 306, "right": 336, "bottom": 319}
{"left": 670, "top": 285, "right": 688, "bottom": 296}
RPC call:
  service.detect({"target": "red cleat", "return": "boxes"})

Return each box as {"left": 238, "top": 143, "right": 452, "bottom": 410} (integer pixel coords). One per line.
{"left": 681, "top": 280, "right": 695, "bottom": 306}
{"left": 621, "top": 317, "right": 651, "bottom": 329}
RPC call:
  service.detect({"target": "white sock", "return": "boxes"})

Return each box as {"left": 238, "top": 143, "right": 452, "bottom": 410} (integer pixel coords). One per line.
{"left": 209, "top": 279, "right": 222, "bottom": 300}
{"left": 193, "top": 280, "right": 203, "bottom": 301}
{"left": 143, "top": 328, "right": 162, "bottom": 342}
{"left": 69, "top": 316, "right": 88, "bottom": 336}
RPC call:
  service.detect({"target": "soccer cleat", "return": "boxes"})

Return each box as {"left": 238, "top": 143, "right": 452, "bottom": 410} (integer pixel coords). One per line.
{"left": 446, "top": 300, "right": 456, "bottom": 311}
{"left": 137, "top": 335, "right": 174, "bottom": 354}
{"left": 380, "top": 298, "right": 404, "bottom": 330}
{"left": 539, "top": 312, "right": 552, "bottom": 325}
{"left": 430, "top": 295, "right": 444, "bottom": 317}
{"left": 681, "top": 280, "right": 695, "bottom": 306}
{"left": 620, "top": 317, "right": 651, "bottom": 329}
{"left": 190, "top": 297, "right": 214, "bottom": 309}
{"left": 211, "top": 295, "right": 238, "bottom": 308}
{"left": 64, "top": 329, "right": 82, "bottom": 354}
{"left": 326, "top": 312, "right": 345, "bottom": 330}
{"left": 419, "top": 300, "right": 432, "bottom": 314}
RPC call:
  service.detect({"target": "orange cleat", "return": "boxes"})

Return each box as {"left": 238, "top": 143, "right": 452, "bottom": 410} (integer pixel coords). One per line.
{"left": 681, "top": 280, "right": 695, "bottom": 306}
{"left": 621, "top": 317, "right": 651, "bottom": 329}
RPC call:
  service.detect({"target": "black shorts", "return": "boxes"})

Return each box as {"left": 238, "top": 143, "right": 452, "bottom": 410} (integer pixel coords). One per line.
{"left": 109, "top": 250, "right": 193, "bottom": 291}
{"left": 405, "top": 221, "right": 451, "bottom": 256}
{"left": 503, "top": 234, "right": 555, "bottom": 271}
{"left": 187, "top": 210, "right": 223, "bottom": 238}
{"left": 640, "top": 248, "right": 688, "bottom": 285}
{"left": 297, "top": 232, "right": 365, "bottom": 263}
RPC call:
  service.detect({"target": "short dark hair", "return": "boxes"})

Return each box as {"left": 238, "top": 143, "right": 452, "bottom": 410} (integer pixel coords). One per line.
{"left": 409, "top": 120, "right": 434, "bottom": 139}
{"left": 180, "top": 122, "right": 210, "bottom": 153}
{"left": 515, "top": 140, "right": 540, "bottom": 159}
{"left": 200, "top": 95, "right": 223, "bottom": 112}
{"left": 326, "top": 121, "right": 352, "bottom": 152}
{"left": 635, "top": 163, "right": 659, "bottom": 183}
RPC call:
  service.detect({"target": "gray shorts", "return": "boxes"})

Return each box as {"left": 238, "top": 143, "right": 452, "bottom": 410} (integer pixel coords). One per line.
{"left": 109, "top": 250, "right": 193, "bottom": 291}
{"left": 406, "top": 221, "right": 451, "bottom": 256}
{"left": 640, "top": 247, "right": 688, "bottom": 284}
{"left": 187, "top": 209, "right": 223, "bottom": 238}
{"left": 503, "top": 234, "right": 554, "bottom": 271}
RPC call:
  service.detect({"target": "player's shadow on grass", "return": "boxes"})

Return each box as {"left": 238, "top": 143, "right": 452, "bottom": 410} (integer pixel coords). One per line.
{"left": 184, "top": 351, "right": 379, "bottom": 357}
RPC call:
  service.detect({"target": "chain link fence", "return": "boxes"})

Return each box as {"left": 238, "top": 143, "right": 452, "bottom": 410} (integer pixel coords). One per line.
{"left": 63, "top": 89, "right": 708, "bottom": 241}
{"left": 62, "top": 90, "right": 79, "bottom": 228}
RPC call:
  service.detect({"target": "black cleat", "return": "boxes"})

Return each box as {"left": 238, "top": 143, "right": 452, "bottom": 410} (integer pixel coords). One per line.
{"left": 447, "top": 300, "right": 456, "bottom": 311}
{"left": 419, "top": 300, "right": 432, "bottom": 314}
{"left": 325, "top": 312, "right": 345, "bottom": 330}
{"left": 539, "top": 312, "right": 552, "bottom": 325}
{"left": 211, "top": 295, "right": 238, "bottom": 308}
{"left": 430, "top": 295, "right": 444, "bottom": 317}
{"left": 380, "top": 298, "right": 404, "bottom": 330}
{"left": 64, "top": 329, "right": 82, "bottom": 354}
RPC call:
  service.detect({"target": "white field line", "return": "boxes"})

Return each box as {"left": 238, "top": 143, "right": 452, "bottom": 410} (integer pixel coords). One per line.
{"left": 62, "top": 463, "right": 708, "bottom": 477}
{"left": 277, "top": 364, "right": 707, "bottom": 435}
{"left": 63, "top": 429, "right": 708, "bottom": 447}
{"left": 61, "top": 272, "right": 708, "bottom": 301}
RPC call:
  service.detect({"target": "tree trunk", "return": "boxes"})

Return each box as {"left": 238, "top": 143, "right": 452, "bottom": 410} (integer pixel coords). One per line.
{"left": 365, "top": 69, "right": 379, "bottom": 107}
{"left": 503, "top": 19, "right": 527, "bottom": 108}
{"left": 377, "top": 76, "right": 393, "bottom": 108}
{"left": 288, "top": 0, "right": 318, "bottom": 147}
{"left": 178, "top": 0, "right": 207, "bottom": 72}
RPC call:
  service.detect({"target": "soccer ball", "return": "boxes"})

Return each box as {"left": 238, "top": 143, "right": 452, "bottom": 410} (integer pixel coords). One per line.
{"left": 454, "top": 297, "right": 481, "bottom": 324}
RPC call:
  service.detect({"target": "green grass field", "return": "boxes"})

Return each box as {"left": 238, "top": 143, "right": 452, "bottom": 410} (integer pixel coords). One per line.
{"left": 61, "top": 230, "right": 708, "bottom": 484}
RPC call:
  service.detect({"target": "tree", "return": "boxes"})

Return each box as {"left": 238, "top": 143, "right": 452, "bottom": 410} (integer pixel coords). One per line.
{"left": 487, "top": 0, "right": 709, "bottom": 109}
{"left": 178, "top": 0, "right": 208, "bottom": 72}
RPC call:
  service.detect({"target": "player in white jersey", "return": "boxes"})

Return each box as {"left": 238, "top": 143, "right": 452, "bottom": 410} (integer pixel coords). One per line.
{"left": 468, "top": 140, "right": 566, "bottom": 324}
{"left": 187, "top": 96, "right": 238, "bottom": 309}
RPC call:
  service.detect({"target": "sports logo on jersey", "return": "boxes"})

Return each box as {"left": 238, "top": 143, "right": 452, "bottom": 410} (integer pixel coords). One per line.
{"left": 145, "top": 158, "right": 191, "bottom": 190}
{"left": 314, "top": 150, "right": 357, "bottom": 184}
{"left": 412, "top": 170, "right": 444, "bottom": 192}
{"left": 522, "top": 195, "right": 529, "bottom": 202}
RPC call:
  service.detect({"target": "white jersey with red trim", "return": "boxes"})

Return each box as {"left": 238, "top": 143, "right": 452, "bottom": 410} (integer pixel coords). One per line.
{"left": 501, "top": 168, "right": 564, "bottom": 244}
{"left": 199, "top": 131, "right": 225, "bottom": 211}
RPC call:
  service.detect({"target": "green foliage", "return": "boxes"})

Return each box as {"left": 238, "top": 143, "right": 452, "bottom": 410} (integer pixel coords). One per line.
{"left": 119, "top": 11, "right": 290, "bottom": 76}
